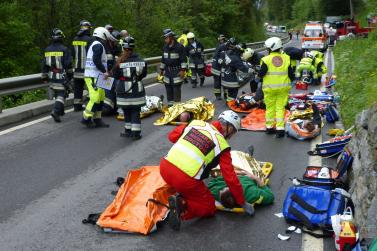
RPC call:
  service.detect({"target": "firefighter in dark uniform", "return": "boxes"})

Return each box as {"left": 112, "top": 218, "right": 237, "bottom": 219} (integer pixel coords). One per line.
{"left": 221, "top": 44, "right": 253, "bottom": 102}
{"left": 42, "top": 28, "right": 72, "bottom": 123}
{"left": 102, "top": 30, "right": 123, "bottom": 115}
{"left": 112, "top": 37, "right": 147, "bottom": 140}
{"left": 72, "top": 20, "right": 93, "bottom": 112}
{"left": 242, "top": 48, "right": 263, "bottom": 93}
{"left": 211, "top": 34, "right": 227, "bottom": 100}
{"left": 185, "top": 32, "right": 205, "bottom": 88}
{"left": 160, "top": 28, "right": 187, "bottom": 106}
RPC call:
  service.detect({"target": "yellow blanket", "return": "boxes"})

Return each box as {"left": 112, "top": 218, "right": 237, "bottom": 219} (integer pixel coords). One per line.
{"left": 154, "top": 96, "right": 215, "bottom": 125}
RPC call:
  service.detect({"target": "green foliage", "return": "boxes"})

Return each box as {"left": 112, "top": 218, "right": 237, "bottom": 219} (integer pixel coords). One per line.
{"left": 0, "top": 0, "right": 266, "bottom": 79}
{"left": 2, "top": 89, "right": 47, "bottom": 109}
{"left": 333, "top": 30, "right": 377, "bottom": 128}
{"left": 0, "top": 2, "right": 40, "bottom": 78}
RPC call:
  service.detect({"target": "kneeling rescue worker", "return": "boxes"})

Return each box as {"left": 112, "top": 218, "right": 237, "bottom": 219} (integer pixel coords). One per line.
{"left": 259, "top": 37, "right": 295, "bottom": 138}
{"left": 81, "top": 27, "right": 118, "bottom": 128}
{"left": 160, "top": 110, "right": 254, "bottom": 231}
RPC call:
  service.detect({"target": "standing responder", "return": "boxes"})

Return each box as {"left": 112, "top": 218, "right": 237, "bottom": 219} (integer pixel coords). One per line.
{"left": 102, "top": 30, "right": 123, "bottom": 116}
{"left": 295, "top": 51, "right": 318, "bottom": 83}
{"left": 41, "top": 28, "right": 72, "bottom": 123}
{"left": 160, "top": 110, "right": 254, "bottom": 231}
{"left": 112, "top": 37, "right": 147, "bottom": 140}
{"left": 259, "top": 37, "right": 295, "bottom": 138}
{"left": 310, "top": 50, "right": 328, "bottom": 85}
{"left": 242, "top": 48, "right": 263, "bottom": 93}
{"left": 72, "top": 20, "right": 93, "bottom": 112}
{"left": 211, "top": 34, "right": 227, "bottom": 100}
{"left": 160, "top": 28, "right": 187, "bottom": 106}
{"left": 186, "top": 32, "right": 205, "bottom": 88}
{"left": 81, "top": 27, "right": 118, "bottom": 128}
{"left": 221, "top": 43, "right": 253, "bottom": 102}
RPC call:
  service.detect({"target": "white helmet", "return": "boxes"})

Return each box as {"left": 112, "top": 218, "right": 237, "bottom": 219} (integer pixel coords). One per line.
{"left": 242, "top": 48, "right": 255, "bottom": 60}
{"left": 93, "top": 27, "right": 118, "bottom": 42}
{"left": 264, "top": 37, "right": 282, "bottom": 51}
{"left": 305, "top": 51, "right": 315, "bottom": 59}
{"left": 187, "top": 32, "right": 195, "bottom": 39}
{"left": 218, "top": 110, "right": 241, "bottom": 131}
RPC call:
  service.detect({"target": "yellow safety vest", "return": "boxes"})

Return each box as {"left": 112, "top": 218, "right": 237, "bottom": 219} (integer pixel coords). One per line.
{"left": 165, "top": 120, "right": 230, "bottom": 180}
{"left": 177, "top": 34, "right": 188, "bottom": 47}
{"left": 261, "top": 52, "right": 291, "bottom": 90}
{"left": 299, "top": 57, "right": 314, "bottom": 66}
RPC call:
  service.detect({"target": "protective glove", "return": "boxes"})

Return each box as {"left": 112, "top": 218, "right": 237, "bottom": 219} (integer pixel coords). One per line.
{"left": 242, "top": 202, "right": 255, "bottom": 216}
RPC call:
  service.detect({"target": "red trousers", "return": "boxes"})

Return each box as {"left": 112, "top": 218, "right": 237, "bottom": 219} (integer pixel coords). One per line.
{"left": 160, "top": 158, "right": 216, "bottom": 220}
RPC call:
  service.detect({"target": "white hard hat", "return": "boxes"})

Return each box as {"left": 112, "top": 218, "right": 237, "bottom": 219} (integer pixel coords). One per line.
{"left": 242, "top": 48, "right": 255, "bottom": 60}
{"left": 264, "top": 37, "right": 282, "bottom": 51}
{"left": 218, "top": 110, "right": 241, "bottom": 131}
{"left": 305, "top": 51, "right": 315, "bottom": 59}
{"left": 93, "top": 27, "right": 118, "bottom": 42}
{"left": 187, "top": 32, "right": 195, "bottom": 39}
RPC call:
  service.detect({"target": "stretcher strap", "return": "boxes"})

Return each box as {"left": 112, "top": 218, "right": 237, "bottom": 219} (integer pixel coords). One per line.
{"left": 146, "top": 199, "right": 170, "bottom": 210}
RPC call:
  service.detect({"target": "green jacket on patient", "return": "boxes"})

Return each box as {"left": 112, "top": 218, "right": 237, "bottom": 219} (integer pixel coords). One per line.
{"left": 208, "top": 175, "right": 274, "bottom": 207}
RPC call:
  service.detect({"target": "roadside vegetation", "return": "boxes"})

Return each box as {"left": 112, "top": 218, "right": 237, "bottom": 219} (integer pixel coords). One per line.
{"left": 333, "top": 30, "right": 377, "bottom": 128}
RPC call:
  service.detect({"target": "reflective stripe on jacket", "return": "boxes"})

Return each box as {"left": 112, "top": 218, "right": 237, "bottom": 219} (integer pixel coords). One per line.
{"left": 165, "top": 120, "right": 230, "bottom": 180}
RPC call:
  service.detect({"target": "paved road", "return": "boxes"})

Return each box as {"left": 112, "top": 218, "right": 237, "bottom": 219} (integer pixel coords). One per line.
{"left": 0, "top": 38, "right": 335, "bottom": 250}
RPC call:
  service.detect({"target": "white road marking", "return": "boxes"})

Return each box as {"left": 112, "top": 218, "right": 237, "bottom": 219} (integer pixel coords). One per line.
{"left": 301, "top": 49, "right": 333, "bottom": 251}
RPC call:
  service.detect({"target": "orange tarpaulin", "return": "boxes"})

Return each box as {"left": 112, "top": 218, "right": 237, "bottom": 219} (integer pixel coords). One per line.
{"left": 97, "top": 166, "right": 175, "bottom": 235}
{"left": 241, "top": 108, "right": 290, "bottom": 131}
{"left": 227, "top": 100, "right": 254, "bottom": 113}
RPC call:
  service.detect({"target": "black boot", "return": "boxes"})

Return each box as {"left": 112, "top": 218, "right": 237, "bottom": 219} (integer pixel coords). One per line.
{"left": 120, "top": 129, "right": 131, "bottom": 138}
{"left": 51, "top": 112, "right": 61, "bottom": 123}
{"left": 192, "top": 83, "right": 197, "bottom": 88}
{"left": 93, "top": 119, "right": 110, "bottom": 128}
{"left": 73, "top": 104, "right": 83, "bottom": 112}
{"left": 131, "top": 132, "right": 142, "bottom": 141}
{"left": 200, "top": 78, "right": 205, "bottom": 87}
{"left": 81, "top": 118, "right": 95, "bottom": 128}
{"left": 276, "top": 130, "right": 285, "bottom": 138}
{"left": 215, "top": 95, "right": 222, "bottom": 101}
{"left": 265, "top": 128, "right": 276, "bottom": 134}
{"left": 168, "top": 195, "right": 186, "bottom": 231}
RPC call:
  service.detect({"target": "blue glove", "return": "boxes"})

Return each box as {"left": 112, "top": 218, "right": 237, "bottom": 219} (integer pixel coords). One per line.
{"left": 242, "top": 202, "right": 255, "bottom": 216}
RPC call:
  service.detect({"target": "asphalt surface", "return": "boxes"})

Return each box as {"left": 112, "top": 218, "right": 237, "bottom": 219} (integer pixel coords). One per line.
{"left": 0, "top": 38, "right": 336, "bottom": 250}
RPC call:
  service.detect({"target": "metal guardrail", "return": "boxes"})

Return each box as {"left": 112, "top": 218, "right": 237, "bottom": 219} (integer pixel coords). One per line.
{"left": 0, "top": 33, "right": 289, "bottom": 112}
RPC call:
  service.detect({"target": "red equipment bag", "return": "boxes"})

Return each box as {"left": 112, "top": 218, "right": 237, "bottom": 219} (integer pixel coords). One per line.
{"left": 296, "top": 81, "right": 308, "bottom": 90}
{"left": 204, "top": 63, "right": 212, "bottom": 77}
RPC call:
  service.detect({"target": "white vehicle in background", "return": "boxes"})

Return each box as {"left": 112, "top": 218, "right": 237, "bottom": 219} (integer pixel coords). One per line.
{"left": 301, "top": 21, "right": 328, "bottom": 52}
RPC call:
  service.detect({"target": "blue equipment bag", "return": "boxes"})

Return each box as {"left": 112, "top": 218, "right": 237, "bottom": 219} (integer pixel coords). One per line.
{"left": 308, "top": 136, "right": 351, "bottom": 157}
{"left": 325, "top": 104, "right": 340, "bottom": 123}
{"left": 283, "top": 186, "right": 346, "bottom": 231}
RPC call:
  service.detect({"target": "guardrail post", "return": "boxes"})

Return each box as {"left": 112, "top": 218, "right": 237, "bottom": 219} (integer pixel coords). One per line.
{"left": 0, "top": 96, "right": 3, "bottom": 113}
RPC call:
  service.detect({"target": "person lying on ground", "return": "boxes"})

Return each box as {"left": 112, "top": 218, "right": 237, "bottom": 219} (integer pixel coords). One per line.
{"left": 208, "top": 170, "right": 274, "bottom": 208}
